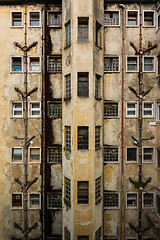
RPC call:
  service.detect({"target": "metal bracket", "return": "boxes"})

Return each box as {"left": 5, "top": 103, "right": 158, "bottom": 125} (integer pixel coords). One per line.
{"left": 14, "top": 177, "right": 38, "bottom": 191}
{"left": 15, "top": 87, "right": 38, "bottom": 99}
{"left": 129, "top": 177, "right": 151, "bottom": 190}
{"left": 14, "top": 41, "right": 38, "bottom": 52}
{"left": 129, "top": 222, "right": 151, "bottom": 235}
{"left": 130, "top": 42, "right": 157, "bottom": 55}
{"left": 14, "top": 222, "right": 38, "bottom": 234}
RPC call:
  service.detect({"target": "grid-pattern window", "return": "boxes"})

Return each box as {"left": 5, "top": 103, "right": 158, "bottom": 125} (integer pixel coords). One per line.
{"left": 29, "top": 12, "right": 40, "bottom": 27}
{"left": 12, "top": 148, "right": 22, "bottom": 162}
{"left": 77, "top": 72, "right": 89, "bottom": 97}
{"left": 29, "top": 102, "right": 41, "bottom": 117}
{"left": 64, "top": 228, "right": 71, "bottom": 240}
{"left": 127, "top": 56, "right": 138, "bottom": 71}
{"left": 48, "top": 56, "right": 62, "bottom": 73}
{"left": 47, "top": 192, "right": 62, "bottom": 209}
{"left": 143, "top": 57, "right": 154, "bottom": 72}
{"left": 48, "top": 12, "right": 62, "bottom": 27}
{"left": 12, "top": 193, "right": 22, "bottom": 208}
{"left": 48, "top": 102, "right": 62, "bottom": 118}
{"left": 104, "top": 57, "right": 119, "bottom": 72}
{"left": 104, "top": 11, "right": 119, "bottom": 26}
{"left": 104, "top": 192, "right": 119, "bottom": 208}
{"left": 95, "top": 227, "right": 101, "bottom": 240}
{"left": 48, "top": 147, "right": 62, "bottom": 163}
{"left": 104, "top": 102, "right": 118, "bottom": 118}
{"left": 65, "top": 21, "right": 71, "bottom": 47}
{"left": 12, "top": 102, "right": 23, "bottom": 117}
{"left": 95, "top": 126, "right": 101, "bottom": 149}
{"left": 96, "top": 21, "right": 102, "bottom": 47}
{"left": 11, "top": 12, "right": 22, "bottom": 27}
{"left": 29, "top": 193, "right": 41, "bottom": 209}
{"left": 144, "top": 11, "right": 154, "bottom": 26}
{"left": 127, "top": 11, "right": 138, "bottom": 26}
{"left": 78, "top": 127, "right": 89, "bottom": 150}
{"left": 143, "top": 148, "right": 154, "bottom": 162}
{"left": 65, "top": 74, "right": 71, "bottom": 99}
{"left": 29, "top": 57, "right": 40, "bottom": 72}
{"left": 77, "top": 181, "right": 89, "bottom": 204}
{"left": 157, "top": 148, "right": 160, "bottom": 169}
{"left": 95, "top": 74, "right": 101, "bottom": 99}
{"left": 143, "top": 102, "right": 154, "bottom": 117}
{"left": 78, "top": 18, "right": 89, "bottom": 43}
{"left": 11, "top": 57, "right": 22, "bottom": 72}
{"left": 126, "top": 102, "right": 137, "bottom": 117}
{"left": 65, "top": 126, "right": 71, "bottom": 150}
{"left": 127, "top": 193, "right": 137, "bottom": 208}
{"left": 64, "top": 177, "right": 71, "bottom": 202}
{"left": 143, "top": 193, "right": 154, "bottom": 208}
{"left": 104, "top": 146, "right": 118, "bottom": 163}
{"left": 29, "top": 148, "right": 40, "bottom": 163}
{"left": 127, "top": 148, "right": 137, "bottom": 162}
{"left": 95, "top": 177, "right": 101, "bottom": 201}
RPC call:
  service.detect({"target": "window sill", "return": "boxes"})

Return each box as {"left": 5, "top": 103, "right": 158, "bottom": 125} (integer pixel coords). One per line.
{"left": 10, "top": 26, "right": 23, "bottom": 28}
{"left": 64, "top": 97, "right": 71, "bottom": 102}
{"left": 104, "top": 161, "right": 119, "bottom": 165}
{"left": 64, "top": 197, "right": 71, "bottom": 208}
{"left": 95, "top": 196, "right": 102, "bottom": 205}
{"left": 64, "top": 44, "right": 71, "bottom": 50}
{"left": 28, "top": 25, "right": 41, "bottom": 28}
{"left": 77, "top": 40, "right": 89, "bottom": 44}
{"left": 10, "top": 71, "right": 23, "bottom": 74}
{"left": 104, "top": 71, "right": 120, "bottom": 74}
{"left": 95, "top": 97, "right": 102, "bottom": 101}
{"left": 95, "top": 147, "right": 101, "bottom": 151}
{"left": 47, "top": 116, "right": 62, "bottom": 119}
{"left": 126, "top": 25, "right": 139, "bottom": 28}
{"left": 48, "top": 161, "right": 62, "bottom": 164}
{"left": 48, "top": 25, "right": 62, "bottom": 28}
{"left": 104, "top": 116, "right": 119, "bottom": 119}
{"left": 64, "top": 147, "right": 71, "bottom": 152}
{"left": 48, "top": 71, "right": 62, "bottom": 74}
{"left": 104, "top": 25, "right": 120, "bottom": 28}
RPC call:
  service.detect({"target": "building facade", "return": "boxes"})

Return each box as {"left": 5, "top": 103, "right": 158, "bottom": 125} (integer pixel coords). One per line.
{"left": 0, "top": 0, "right": 160, "bottom": 239}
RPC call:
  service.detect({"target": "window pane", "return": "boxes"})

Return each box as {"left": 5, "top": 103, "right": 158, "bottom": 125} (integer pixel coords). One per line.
{"left": 78, "top": 127, "right": 88, "bottom": 150}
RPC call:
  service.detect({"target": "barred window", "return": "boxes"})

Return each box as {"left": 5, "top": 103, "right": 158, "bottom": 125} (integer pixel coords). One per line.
{"left": 143, "top": 148, "right": 154, "bottom": 162}
{"left": 95, "top": 126, "right": 101, "bottom": 149}
{"left": 104, "top": 146, "right": 118, "bottom": 164}
{"left": 78, "top": 181, "right": 89, "bottom": 204}
{"left": 65, "top": 74, "right": 71, "bottom": 99}
{"left": 65, "top": 126, "right": 71, "bottom": 150}
{"left": 143, "top": 193, "right": 154, "bottom": 208}
{"left": 104, "top": 102, "right": 118, "bottom": 118}
{"left": 104, "top": 57, "right": 119, "bottom": 72}
{"left": 95, "top": 177, "right": 101, "bottom": 201}
{"left": 48, "top": 102, "right": 62, "bottom": 118}
{"left": 48, "top": 146, "right": 62, "bottom": 163}
{"left": 64, "top": 227, "right": 71, "bottom": 240}
{"left": 65, "top": 21, "right": 71, "bottom": 47}
{"left": 95, "top": 227, "right": 101, "bottom": 240}
{"left": 104, "top": 192, "right": 119, "bottom": 208}
{"left": 104, "top": 11, "right": 119, "bottom": 26}
{"left": 78, "top": 17, "right": 89, "bottom": 43}
{"left": 47, "top": 192, "right": 62, "bottom": 209}
{"left": 78, "top": 127, "right": 89, "bottom": 150}
{"left": 78, "top": 72, "right": 89, "bottom": 97}
{"left": 64, "top": 177, "right": 71, "bottom": 202}
{"left": 48, "top": 12, "right": 62, "bottom": 27}
{"left": 48, "top": 56, "right": 62, "bottom": 73}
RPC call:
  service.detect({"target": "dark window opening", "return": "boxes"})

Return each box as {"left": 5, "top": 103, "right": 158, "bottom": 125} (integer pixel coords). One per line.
{"left": 78, "top": 126, "right": 89, "bottom": 150}
{"left": 127, "top": 148, "right": 137, "bottom": 162}
{"left": 12, "top": 194, "right": 22, "bottom": 207}
{"left": 77, "top": 181, "right": 89, "bottom": 204}
{"left": 77, "top": 72, "right": 89, "bottom": 97}
{"left": 12, "top": 12, "right": 22, "bottom": 27}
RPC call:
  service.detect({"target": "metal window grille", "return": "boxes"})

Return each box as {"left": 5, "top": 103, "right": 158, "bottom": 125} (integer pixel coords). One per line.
{"left": 78, "top": 73, "right": 89, "bottom": 97}
{"left": 12, "top": 148, "right": 22, "bottom": 162}
{"left": 143, "top": 193, "right": 153, "bottom": 207}
{"left": 143, "top": 102, "right": 153, "bottom": 116}
{"left": 127, "top": 11, "right": 138, "bottom": 25}
{"left": 12, "top": 57, "right": 22, "bottom": 71}
{"left": 144, "top": 57, "right": 154, "bottom": 71}
{"left": 12, "top": 12, "right": 22, "bottom": 27}
{"left": 48, "top": 56, "right": 62, "bottom": 72}
{"left": 48, "top": 147, "right": 62, "bottom": 163}
{"left": 65, "top": 126, "right": 71, "bottom": 149}
{"left": 144, "top": 12, "right": 154, "bottom": 26}
{"left": 143, "top": 148, "right": 153, "bottom": 162}
{"left": 12, "top": 193, "right": 22, "bottom": 207}
{"left": 65, "top": 74, "right": 71, "bottom": 98}
{"left": 127, "top": 193, "right": 137, "bottom": 207}
{"left": 29, "top": 148, "right": 40, "bottom": 162}
{"left": 66, "top": 22, "right": 71, "bottom": 47}
{"left": 78, "top": 18, "right": 88, "bottom": 43}
{"left": 48, "top": 192, "right": 62, "bottom": 209}
{"left": 65, "top": 177, "right": 71, "bottom": 202}
{"left": 104, "top": 57, "right": 119, "bottom": 72}
{"left": 48, "top": 102, "right": 62, "bottom": 118}
{"left": 29, "top": 194, "right": 40, "bottom": 208}
{"left": 104, "top": 192, "right": 119, "bottom": 207}
{"left": 104, "top": 146, "right": 118, "bottom": 163}
{"left": 30, "top": 102, "right": 40, "bottom": 117}
{"left": 104, "top": 12, "right": 119, "bottom": 25}
{"left": 95, "top": 126, "right": 100, "bottom": 149}
{"left": 30, "top": 12, "right": 40, "bottom": 27}
{"left": 78, "top": 181, "right": 89, "bottom": 204}
{"left": 95, "top": 227, "right": 101, "bottom": 240}
{"left": 95, "top": 177, "right": 101, "bottom": 201}
{"left": 127, "top": 57, "right": 138, "bottom": 71}
{"left": 49, "top": 12, "right": 62, "bottom": 26}
{"left": 78, "top": 127, "right": 88, "bottom": 150}
{"left": 64, "top": 228, "right": 71, "bottom": 240}
{"left": 127, "top": 148, "right": 137, "bottom": 161}
{"left": 104, "top": 102, "right": 118, "bottom": 117}
{"left": 12, "top": 102, "right": 23, "bottom": 117}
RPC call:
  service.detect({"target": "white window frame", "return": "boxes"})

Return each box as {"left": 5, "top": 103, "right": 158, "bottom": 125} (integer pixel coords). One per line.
{"left": 126, "top": 192, "right": 138, "bottom": 209}
{"left": 10, "top": 11, "right": 23, "bottom": 28}
{"left": 28, "top": 147, "right": 41, "bottom": 163}
{"left": 104, "top": 192, "right": 120, "bottom": 209}
{"left": 104, "top": 56, "right": 120, "bottom": 73}
{"left": 143, "top": 10, "right": 155, "bottom": 27}
{"left": 104, "top": 10, "right": 120, "bottom": 27}
{"left": 126, "top": 10, "right": 139, "bottom": 27}
{"left": 11, "top": 193, "right": 23, "bottom": 209}
{"left": 28, "top": 11, "right": 41, "bottom": 28}
{"left": 10, "top": 56, "right": 23, "bottom": 73}
{"left": 29, "top": 102, "right": 41, "bottom": 118}
{"left": 143, "top": 102, "right": 154, "bottom": 118}
{"left": 28, "top": 193, "right": 41, "bottom": 209}
{"left": 142, "top": 147, "right": 155, "bottom": 163}
{"left": 12, "top": 101, "right": 23, "bottom": 118}
{"left": 126, "top": 147, "right": 138, "bottom": 163}
{"left": 126, "top": 56, "right": 139, "bottom": 72}
{"left": 126, "top": 102, "right": 138, "bottom": 117}
{"left": 28, "top": 56, "right": 41, "bottom": 73}
{"left": 11, "top": 147, "right": 23, "bottom": 164}
{"left": 143, "top": 56, "right": 155, "bottom": 72}
{"left": 142, "top": 192, "right": 154, "bottom": 209}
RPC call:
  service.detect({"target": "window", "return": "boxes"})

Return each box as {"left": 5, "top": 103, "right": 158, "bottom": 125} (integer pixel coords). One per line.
{"left": 29, "top": 193, "right": 41, "bottom": 209}
{"left": 126, "top": 102, "right": 137, "bottom": 117}
{"left": 65, "top": 126, "right": 71, "bottom": 150}
{"left": 78, "top": 127, "right": 89, "bottom": 150}
{"left": 104, "top": 102, "right": 118, "bottom": 118}
{"left": 157, "top": 148, "right": 160, "bottom": 169}
{"left": 104, "top": 146, "right": 118, "bottom": 163}
{"left": 48, "top": 56, "right": 62, "bottom": 73}
{"left": 104, "top": 57, "right": 119, "bottom": 72}
{"left": 95, "top": 177, "right": 101, "bottom": 202}
{"left": 157, "top": 55, "right": 160, "bottom": 76}
{"left": 29, "top": 148, "right": 40, "bottom": 163}
{"left": 126, "top": 148, "right": 137, "bottom": 162}
{"left": 11, "top": 148, "right": 22, "bottom": 163}
{"left": 78, "top": 237, "right": 89, "bottom": 240}
{"left": 29, "top": 102, "right": 41, "bottom": 117}
{"left": 143, "top": 193, "right": 154, "bottom": 208}
{"left": 64, "top": 227, "right": 71, "bottom": 240}
{"left": 95, "top": 74, "right": 101, "bottom": 99}
{"left": 11, "top": 57, "right": 22, "bottom": 72}
{"left": 143, "top": 102, "right": 154, "bottom": 117}
{"left": 127, "top": 56, "right": 138, "bottom": 72}
{"left": 96, "top": 21, "right": 102, "bottom": 47}
{"left": 29, "top": 57, "right": 41, "bottom": 72}
{"left": 104, "top": 192, "right": 119, "bottom": 208}
{"left": 127, "top": 193, "right": 138, "bottom": 208}
{"left": 47, "top": 192, "right": 62, "bottom": 209}
{"left": 65, "top": 74, "right": 71, "bottom": 99}
{"left": 143, "top": 147, "right": 154, "bottom": 162}
{"left": 95, "top": 227, "right": 101, "bottom": 240}
{"left": 65, "top": 21, "right": 71, "bottom": 47}
{"left": 48, "top": 146, "right": 62, "bottom": 163}
{"left": 143, "top": 11, "right": 155, "bottom": 27}
{"left": 77, "top": 72, "right": 89, "bottom": 97}
{"left": 78, "top": 17, "right": 89, "bottom": 43}
{"left": 77, "top": 181, "right": 89, "bottom": 204}
{"left": 64, "top": 177, "right": 71, "bottom": 203}
{"left": 48, "top": 12, "right": 62, "bottom": 27}
{"left": 95, "top": 126, "right": 101, "bottom": 149}
{"left": 104, "top": 11, "right": 119, "bottom": 26}
{"left": 11, "top": 12, "right": 22, "bottom": 27}
{"left": 158, "top": 15, "right": 160, "bottom": 29}
{"left": 29, "top": 12, "right": 40, "bottom": 27}
{"left": 12, "top": 193, "right": 22, "bottom": 208}
{"left": 47, "top": 101, "right": 62, "bottom": 118}
{"left": 143, "top": 56, "right": 154, "bottom": 72}
{"left": 12, "top": 102, "right": 23, "bottom": 118}
{"left": 127, "top": 11, "right": 138, "bottom": 26}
